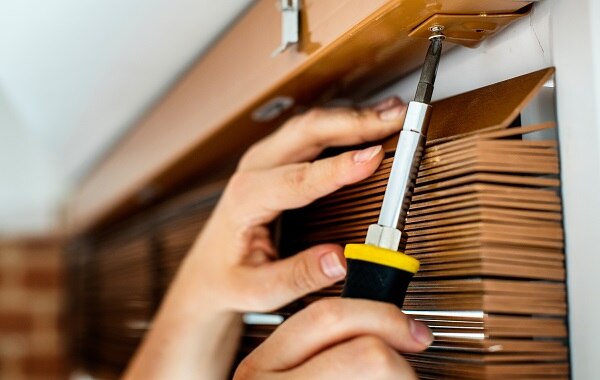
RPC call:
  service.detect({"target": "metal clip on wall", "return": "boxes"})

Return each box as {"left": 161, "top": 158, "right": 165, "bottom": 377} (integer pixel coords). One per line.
{"left": 272, "top": 0, "right": 300, "bottom": 56}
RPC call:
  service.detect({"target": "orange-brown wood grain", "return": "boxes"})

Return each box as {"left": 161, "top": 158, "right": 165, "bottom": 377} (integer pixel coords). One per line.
{"left": 68, "top": 0, "right": 533, "bottom": 233}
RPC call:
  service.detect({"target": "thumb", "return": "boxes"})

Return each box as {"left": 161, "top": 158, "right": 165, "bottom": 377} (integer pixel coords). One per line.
{"left": 238, "top": 244, "right": 347, "bottom": 312}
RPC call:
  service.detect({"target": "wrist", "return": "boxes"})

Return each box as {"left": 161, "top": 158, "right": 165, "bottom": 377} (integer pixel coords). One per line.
{"left": 161, "top": 263, "right": 229, "bottom": 325}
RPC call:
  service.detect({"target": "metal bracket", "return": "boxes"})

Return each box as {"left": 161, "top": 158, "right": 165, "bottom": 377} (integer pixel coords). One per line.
{"left": 272, "top": 0, "right": 300, "bottom": 57}
{"left": 408, "top": 12, "right": 528, "bottom": 48}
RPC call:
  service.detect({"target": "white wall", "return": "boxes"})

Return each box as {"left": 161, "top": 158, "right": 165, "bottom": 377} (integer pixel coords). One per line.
{"left": 373, "top": 1, "right": 600, "bottom": 377}
{"left": 552, "top": 0, "right": 600, "bottom": 378}
{"left": 0, "top": 89, "right": 66, "bottom": 236}
{"left": 0, "top": 0, "right": 254, "bottom": 236}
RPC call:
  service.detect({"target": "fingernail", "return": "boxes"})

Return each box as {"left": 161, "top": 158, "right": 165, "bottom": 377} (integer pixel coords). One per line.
{"left": 353, "top": 145, "right": 382, "bottom": 164}
{"left": 379, "top": 105, "right": 405, "bottom": 121}
{"left": 409, "top": 318, "right": 434, "bottom": 346}
{"left": 320, "top": 252, "right": 347, "bottom": 279}
{"left": 372, "top": 96, "right": 400, "bottom": 112}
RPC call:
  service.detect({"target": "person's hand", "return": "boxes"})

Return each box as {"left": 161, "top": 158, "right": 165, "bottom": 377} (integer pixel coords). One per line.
{"left": 234, "top": 298, "right": 432, "bottom": 379}
{"left": 185, "top": 96, "right": 408, "bottom": 314}
{"left": 124, "top": 97, "right": 412, "bottom": 380}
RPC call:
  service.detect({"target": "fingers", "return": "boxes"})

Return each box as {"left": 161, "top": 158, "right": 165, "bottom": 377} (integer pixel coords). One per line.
{"left": 236, "top": 335, "right": 417, "bottom": 380}
{"left": 224, "top": 145, "right": 384, "bottom": 227}
{"left": 232, "top": 244, "right": 346, "bottom": 312}
{"left": 246, "top": 298, "right": 433, "bottom": 371}
{"left": 238, "top": 97, "right": 406, "bottom": 171}
{"left": 303, "top": 336, "right": 418, "bottom": 380}
{"left": 281, "top": 336, "right": 418, "bottom": 380}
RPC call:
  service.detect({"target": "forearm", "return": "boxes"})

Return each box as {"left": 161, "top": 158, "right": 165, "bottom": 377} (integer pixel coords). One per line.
{"left": 124, "top": 253, "right": 243, "bottom": 380}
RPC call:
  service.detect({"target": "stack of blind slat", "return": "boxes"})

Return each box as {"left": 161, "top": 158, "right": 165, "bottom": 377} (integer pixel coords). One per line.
{"left": 93, "top": 237, "right": 153, "bottom": 369}
{"left": 246, "top": 122, "right": 568, "bottom": 379}
{"left": 72, "top": 186, "right": 223, "bottom": 375}
{"left": 70, "top": 122, "right": 569, "bottom": 379}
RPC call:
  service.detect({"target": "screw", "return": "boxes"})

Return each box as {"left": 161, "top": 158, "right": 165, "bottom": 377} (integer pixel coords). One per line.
{"left": 429, "top": 25, "right": 446, "bottom": 40}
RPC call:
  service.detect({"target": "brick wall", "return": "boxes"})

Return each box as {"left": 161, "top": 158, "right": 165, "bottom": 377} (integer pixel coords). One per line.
{"left": 0, "top": 238, "right": 66, "bottom": 380}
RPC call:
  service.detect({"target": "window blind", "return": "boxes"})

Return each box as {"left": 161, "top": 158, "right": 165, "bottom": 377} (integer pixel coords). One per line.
{"left": 67, "top": 68, "right": 568, "bottom": 379}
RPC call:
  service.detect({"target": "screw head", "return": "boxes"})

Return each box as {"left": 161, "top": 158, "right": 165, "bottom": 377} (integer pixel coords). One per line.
{"left": 428, "top": 25, "right": 446, "bottom": 40}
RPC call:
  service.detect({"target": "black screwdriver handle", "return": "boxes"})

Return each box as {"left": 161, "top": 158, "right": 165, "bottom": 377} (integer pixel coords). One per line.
{"left": 341, "top": 244, "right": 419, "bottom": 308}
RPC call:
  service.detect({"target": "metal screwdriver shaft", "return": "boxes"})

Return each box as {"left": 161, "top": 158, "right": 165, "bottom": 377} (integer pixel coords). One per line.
{"left": 415, "top": 27, "right": 444, "bottom": 104}
{"left": 342, "top": 28, "right": 445, "bottom": 308}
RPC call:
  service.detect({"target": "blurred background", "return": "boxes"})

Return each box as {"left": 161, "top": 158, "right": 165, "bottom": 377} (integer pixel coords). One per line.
{"left": 1, "top": 0, "right": 599, "bottom": 379}
{"left": 0, "top": 0, "right": 254, "bottom": 236}
{"left": 0, "top": 1, "right": 252, "bottom": 378}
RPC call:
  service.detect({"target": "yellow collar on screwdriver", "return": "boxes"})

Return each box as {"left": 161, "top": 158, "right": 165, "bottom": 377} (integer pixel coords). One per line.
{"left": 344, "top": 244, "right": 420, "bottom": 274}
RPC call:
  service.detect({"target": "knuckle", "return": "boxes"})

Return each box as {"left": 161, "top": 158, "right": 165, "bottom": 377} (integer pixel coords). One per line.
{"left": 234, "top": 276, "right": 274, "bottom": 312}
{"left": 306, "top": 298, "right": 344, "bottom": 328}
{"left": 233, "top": 356, "right": 258, "bottom": 380}
{"left": 281, "top": 109, "right": 321, "bottom": 138}
{"left": 238, "top": 132, "right": 276, "bottom": 171}
{"left": 329, "top": 154, "right": 350, "bottom": 183}
{"left": 280, "top": 113, "right": 306, "bottom": 136}
{"left": 284, "top": 162, "right": 311, "bottom": 192}
{"left": 222, "top": 171, "right": 263, "bottom": 225}
{"left": 291, "top": 256, "right": 318, "bottom": 293}
{"left": 294, "top": 108, "right": 328, "bottom": 141}
{"left": 238, "top": 144, "right": 260, "bottom": 170}
{"left": 303, "top": 107, "right": 326, "bottom": 123}
{"left": 381, "top": 304, "right": 411, "bottom": 333}
{"left": 238, "top": 288, "right": 263, "bottom": 311}
{"left": 355, "top": 337, "right": 397, "bottom": 375}
{"left": 341, "top": 108, "right": 365, "bottom": 129}
{"left": 228, "top": 171, "right": 251, "bottom": 195}
{"left": 382, "top": 302, "right": 406, "bottom": 321}
{"left": 285, "top": 160, "right": 336, "bottom": 201}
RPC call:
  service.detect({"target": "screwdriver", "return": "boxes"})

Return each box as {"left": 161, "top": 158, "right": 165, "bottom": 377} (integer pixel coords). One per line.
{"left": 341, "top": 27, "right": 445, "bottom": 308}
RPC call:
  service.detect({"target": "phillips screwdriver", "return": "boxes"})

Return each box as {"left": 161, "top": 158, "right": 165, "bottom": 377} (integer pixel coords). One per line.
{"left": 341, "top": 27, "right": 445, "bottom": 308}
